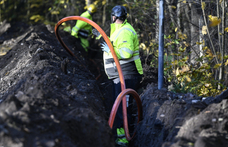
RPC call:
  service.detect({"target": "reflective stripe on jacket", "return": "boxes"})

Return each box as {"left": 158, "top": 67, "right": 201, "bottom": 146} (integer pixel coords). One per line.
{"left": 71, "top": 11, "right": 92, "bottom": 38}
{"left": 103, "top": 20, "right": 143, "bottom": 79}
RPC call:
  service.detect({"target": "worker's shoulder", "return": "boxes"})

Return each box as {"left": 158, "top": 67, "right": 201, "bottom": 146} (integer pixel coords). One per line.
{"left": 121, "top": 23, "right": 137, "bottom": 35}
{"left": 80, "top": 11, "right": 90, "bottom": 17}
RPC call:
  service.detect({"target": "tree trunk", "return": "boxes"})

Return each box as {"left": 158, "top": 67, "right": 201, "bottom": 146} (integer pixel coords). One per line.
{"left": 102, "top": 1, "right": 108, "bottom": 27}
{"left": 0, "top": 7, "right": 1, "bottom": 22}
{"left": 217, "top": 0, "right": 221, "bottom": 53}
{"left": 165, "top": 0, "right": 178, "bottom": 63}
{"left": 156, "top": 0, "right": 159, "bottom": 42}
{"left": 219, "top": 0, "right": 225, "bottom": 87}
{"left": 27, "top": 0, "right": 30, "bottom": 21}
{"left": 184, "top": 3, "right": 191, "bottom": 63}
{"left": 199, "top": 16, "right": 203, "bottom": 63}
{"left": 190, "top": 2, "right": 200, "bottom": 64}
{"left": 176, "top": 0, "right": 180, "bottom": 61}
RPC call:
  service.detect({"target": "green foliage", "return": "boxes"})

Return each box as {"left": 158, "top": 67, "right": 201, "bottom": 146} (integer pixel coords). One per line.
{"left": 164, "top": 41, "right": 226, "bottom": 97}
{"left": 30, "top": 15, "right": 44, "bottom": 22}
{"left": 141, "top": 30, "right": 227, "bottom": 97}
{"left": 0, "top": 0, "right": 85, "bottom": 24}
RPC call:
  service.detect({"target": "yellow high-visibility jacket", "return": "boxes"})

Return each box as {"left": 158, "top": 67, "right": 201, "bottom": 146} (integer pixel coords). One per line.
{"left": 71, "top": 11, "right": 92, "bottom": 38}
{"left": 103, "top": 20, "right": 143, "bottom": 79}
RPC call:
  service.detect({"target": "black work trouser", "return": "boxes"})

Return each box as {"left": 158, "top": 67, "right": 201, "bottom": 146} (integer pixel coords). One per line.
{"left": 112, "top": 74, "right": 142, "bottom": 130}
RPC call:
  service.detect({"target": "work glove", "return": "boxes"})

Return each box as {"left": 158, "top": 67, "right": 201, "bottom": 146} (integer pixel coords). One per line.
{"left": 101, "top": 42, "right": 110, "bottom": 53}
{"left": 71, "top": 31, "right": 79, "bottom": 38}
{"left": 92, "top": 28, "right": 105, "bottom": 43}
{"left": 92, "top": 29, "right": 100, "bottom": 37}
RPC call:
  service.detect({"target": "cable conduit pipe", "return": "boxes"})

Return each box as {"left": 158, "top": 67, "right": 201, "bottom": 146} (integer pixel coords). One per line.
{"left": 54, "top": 16, "right": 142, "bottom": 141}
{"left": 108, "top": 88, "right": 142, "bottom": 140}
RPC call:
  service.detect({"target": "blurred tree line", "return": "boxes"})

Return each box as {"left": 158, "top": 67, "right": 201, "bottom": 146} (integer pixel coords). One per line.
{"left": 0, "top": 0, "right": 228, "bottom": 97}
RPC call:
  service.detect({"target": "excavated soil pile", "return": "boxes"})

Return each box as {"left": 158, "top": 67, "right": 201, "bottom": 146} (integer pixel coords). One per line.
{"left": 1, "top": 21, "right": 228, "bottom": 147}
{"left": 0, "top": 22, "right": 114, "bottom": 147}
{"left": 132, "top": 83, "right": 228, "bottom": 147}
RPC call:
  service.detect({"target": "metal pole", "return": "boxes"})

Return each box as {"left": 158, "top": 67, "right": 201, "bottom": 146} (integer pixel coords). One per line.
{"left": 158, "top": 0, "right": 164, "bottom": 89}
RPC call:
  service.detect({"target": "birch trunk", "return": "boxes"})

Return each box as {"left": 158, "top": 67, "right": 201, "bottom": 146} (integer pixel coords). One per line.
{"left": 190, "top": 2, "right": 200, "bottom": 64}
{"left": 219, "top": 0, "right": 225, "bottom": 87}
{"left": 156, "top": 0, "right": 159, "bottom": 42}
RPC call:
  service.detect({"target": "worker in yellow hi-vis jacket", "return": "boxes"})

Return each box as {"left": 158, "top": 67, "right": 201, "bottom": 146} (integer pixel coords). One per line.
{"left": 71, "top": 4, "right": 97, "bottom": 52}
{"left": 99, "top": 5, "right": 143, "bottom": 147}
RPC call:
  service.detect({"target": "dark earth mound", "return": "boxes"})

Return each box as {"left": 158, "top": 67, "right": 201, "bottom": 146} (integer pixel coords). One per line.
{"left": 0, "top": 21, "right": 228, "bottom": 147}
{"left": 0, "top": 22, "right": 114, "bottom": 147}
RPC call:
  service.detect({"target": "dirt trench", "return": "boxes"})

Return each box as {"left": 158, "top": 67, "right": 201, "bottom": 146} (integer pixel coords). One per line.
{"left": 0, "top": 22, "right": 228, "bottom": 147}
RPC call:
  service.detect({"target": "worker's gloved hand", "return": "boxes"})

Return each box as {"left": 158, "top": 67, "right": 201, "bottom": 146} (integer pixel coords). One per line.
{"left": 101, "top": 42, "right": 110, "bottom": 53}
{"left": 92, "top": 29, "right": 100, "bottom": 37}
{"left": 71, "top": 32, "right": 78, "bottom": 38}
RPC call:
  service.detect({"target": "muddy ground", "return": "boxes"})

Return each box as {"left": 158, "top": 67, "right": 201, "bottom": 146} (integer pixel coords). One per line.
{"left": 0, "top": 21, "right": 228, "bottom": 147}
